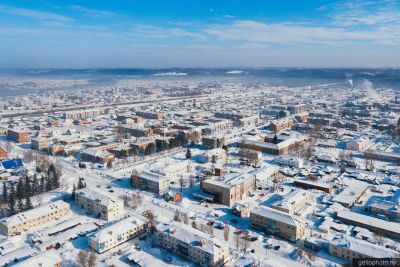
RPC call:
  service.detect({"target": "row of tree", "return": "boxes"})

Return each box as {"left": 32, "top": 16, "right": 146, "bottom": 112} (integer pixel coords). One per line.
{"left": 1, "top": 161, "right": 62, "bottom": 216}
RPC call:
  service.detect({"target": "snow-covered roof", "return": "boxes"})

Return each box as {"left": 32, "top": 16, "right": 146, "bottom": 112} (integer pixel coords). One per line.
{"left": 330, "top": 235, "right": 399, "bottom": 258}
{"left": 337, "top": 210, "right": 400, "bottom": 235}
{"left": 251, "top": 206, "right": 304, "bottom": 227}
{"left": 0, "top": 200, "right": 70, "bottom": 227}
{"left": 76, "top": 188, "right": 123, "bottom": 207}
{"left": 333, "top": 179, "right": 368, "bottom": 207}
{"left": 156, "top": 221, "right": 227, "bottom": 255}
{"left": 90, "top": 215, "right": 146, "bottom": 244}
{"left": 13, "top": 251, "right": 61, "bottom": 267}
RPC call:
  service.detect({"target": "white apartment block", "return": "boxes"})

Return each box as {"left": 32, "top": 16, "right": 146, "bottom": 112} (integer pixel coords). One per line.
{"left": 156, "top": 222, "right": 229, "bottom": 267}
{"left": 329, "top": 236, "right": 399, "bottom": 262}
{"left": 270, "top": 189, "right": 314, "bottom": 215}
{"left": 274, "top": 155, "right": 304, "bottom": 168}
{"left": 0, "top": 201, "right": 70, "bottom": 236}
{"left": 75, "top": 188, "right": 124, "bottom": 221}
{"left": 89, "top": 215, "right": 146, "bottom": 253}
{"left": 250, "top": 206, "right": 305, "bottom": 241}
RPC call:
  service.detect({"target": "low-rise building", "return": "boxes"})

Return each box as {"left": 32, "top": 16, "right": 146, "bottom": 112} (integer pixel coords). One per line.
{"left": 270, "top": 189, "right": 314, "bottom": 215}
{"left": 369, "top": 200, "right": 400, "bottom": 222}
{"left": 337, "top": 210, "right": 400, "bottom": 239}
{"left": 89, "top": 215, "right": 146, "bottom": 253}
{"left": 329, "top": 236, "right": 399, "bottom": 262}
{"left": 13, "top": 251, "right": 62, "bottom": 267}
{"left": 156, "top": 222, "right": 229, "bottom": 267}
{"left": 250, "top": 206, "right": 305, "bottom": 241}
{"left": 75, "top": 188, "right": 124, "bottom": 221}
{"left": 0, "top": 147, "right": 7, "bottom": 159}
{"left": 293, "top": 179, "right": 333, "bottom": 193}
{"left": 201, "top": 171, "right": 256, "bottom": 206}
{"left": 7, "top": 129, "right": 30, "bottom": 143}
{"left": 31, "top": 136, "right": 50, "bottom": 151}
{"left": 274, "top": 155, "right": 304, "bottom": 168}
{"left": 81, "top": 148, "right": 115, "bottom": 164}
{"left": 0, "top": 201, "right": 70, "bottom": 236}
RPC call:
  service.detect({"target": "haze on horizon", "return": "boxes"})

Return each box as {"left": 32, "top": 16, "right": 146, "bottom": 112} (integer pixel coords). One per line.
{"left": 0, "top": 0, "right": 399, "bottom": 69}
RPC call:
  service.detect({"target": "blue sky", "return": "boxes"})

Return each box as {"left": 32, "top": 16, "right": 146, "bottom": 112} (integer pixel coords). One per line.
{"left": 0, "top": 0, "right": 399, "bottom": 68}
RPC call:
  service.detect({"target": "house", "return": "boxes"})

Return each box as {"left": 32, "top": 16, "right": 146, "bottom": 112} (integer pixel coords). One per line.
{"left": 0, "top": 147, "right": 7, "bottom": 160}
{"left": 13, "top": 251, "right": 62, "bottom": 267}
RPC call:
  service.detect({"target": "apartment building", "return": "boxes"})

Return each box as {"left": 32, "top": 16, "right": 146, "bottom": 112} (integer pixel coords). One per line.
{"left": 270, "top": 190, "right": 314, "bottom": 215}
{"left": 270, "top": 119, "right": 294, "bottom": 132}
{"left": 63, "top": 109, "right": 100, "bottom": 119}
{"left": 131, "top": 169, "right": 170, "bottom": 194}
{"left": 135, "top": 111, "right": 164, "bottom": 120}
{"left": 274, "top": 155, "right": 304, "bottom": 168}
{"left": 81, "top": 148, "right": 115, "bottom": 164}
{"left": 89, "top": 215, "right": 146, "bottom": 253}
{"left": 7, "top": 129, "right": 30, "bottom": 143}
{"left": 329, "top": 236, "right": 399, "bottom": 262}
{"left": 250, "top": 206, "right": 305, "bottom": 241}
{"left": 202, "top": 136, "right": 225, "bottom": 150}
{"left": 75, "top": 188, "right": 124, "bottom": 221}
{"left": 131, "top": 161, "right": 194, "bottom": 194}
{"left": 0, "top": 201, "right": 70, "bottom": 236}
{"left": 238, "top": 135, "right": 307, "bottom": 155}
{"left": 156, "top": 222, "right": 229, "bottom": 267}
{"left": 31, "top": 136, "right": 50, "bottom": 151}
{"left": 201, "top": 171, "right": 256, "bottom": 206}
{"left": 337, "top": 210, "right": 400, "bottom": 239}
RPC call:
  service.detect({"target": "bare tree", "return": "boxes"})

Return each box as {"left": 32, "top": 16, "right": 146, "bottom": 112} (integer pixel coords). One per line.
{"left": 174, "top": 210, "right": 182, "bottom": 222}
{"left": 235, "top": 231, "right": 242, "bottom": 251}
{"left": 5, "top": 142, "right": 13, "bottom": 155}
{"left": 374, "top": 232, "right": 385, "bottom": 246}
{"left": 223, "top": 223, "right": 230, "bottom": 241}
{"left": 88, "top": 252, "right": 97, "bottom": 267}
{"left": 76, "top": 250, "right": 89, "bottom": 267}
{"left": 364, "top": 150, "right": 375, "bottom": 171}
{"left": 183, "top": 212, "right": 189, "bottom": 225}
{"left": 23, "top": 149, "right": 35, "bottom": 163}
{"left": 131, "top": 192, "right": 143, "bottom": 209}
{"left": 206, "top": 223, "right": 214, "bottom": 235}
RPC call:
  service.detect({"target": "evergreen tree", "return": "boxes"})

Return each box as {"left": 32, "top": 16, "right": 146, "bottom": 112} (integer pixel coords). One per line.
{"left": 272, "top": 134, "right": 279, "bottom": 144}
{"left": 45, "top": 175, "right": 53, "bottom": 192}
{"left": 71, "top": 183, "right": 76, "bottom": 200}
{"left": 16, "top": 178, "right": 24, "bottom": 201}
{"left": 25, "top": 196, "right": 33, "bottom": 210}
{"left": 2, "top": 181, "right": 8, "bottom": 204}
{"left": 17, "top": 198, "right": 24, "bottom": 212}
{"left": 8, "top": 185, "right": 16, "bottom": 215}
{"left": 32, "top": 174, "right": 39, "bottom": 195}
{"left": 52, "top": 171, "right": 60, "bottom": 189}
{"left": 24, "top": 178, "right": 32, "bottom": 198}
{"left": 185, "top": 148, "right": 192, "bottom": 159}
{"left": 77, "top": 179, "right": 86, "bottom": 189}
{"left": 39, "top": 175, "right": 45, "bottom": 193}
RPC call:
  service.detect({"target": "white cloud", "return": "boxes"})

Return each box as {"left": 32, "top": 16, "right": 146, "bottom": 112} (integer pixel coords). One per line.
{"left": 0, "top": 5, "right": 73, "bottom": 24}
{"left": 204, "top": 20, "right": 400, "bottom": 45}
{"left": 69, "top": 5, "right": 125, "bottom": 18}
